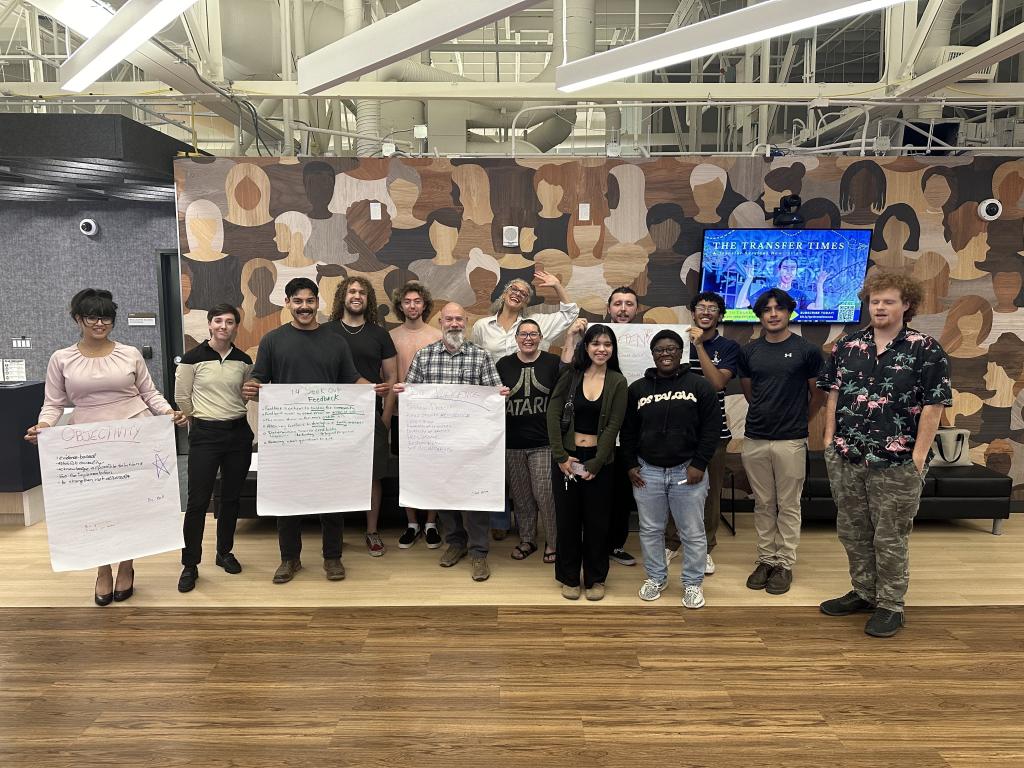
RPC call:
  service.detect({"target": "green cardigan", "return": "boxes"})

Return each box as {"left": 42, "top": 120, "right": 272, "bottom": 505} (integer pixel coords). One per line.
{"left": 546, "top": 366, "right": 628, "bottom": 475}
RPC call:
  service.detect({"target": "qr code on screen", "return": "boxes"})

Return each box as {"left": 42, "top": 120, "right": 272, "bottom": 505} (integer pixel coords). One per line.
{"left": 836, "top": 304, "right": 856, "bottom": 323}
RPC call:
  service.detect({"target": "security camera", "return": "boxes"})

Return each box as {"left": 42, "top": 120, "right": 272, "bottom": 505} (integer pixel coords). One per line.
{"left": 978, "top": 199, "right": 1003, "bottom": 222}
{"left": 79, "top": 218, "right": 99, "bottom": 237}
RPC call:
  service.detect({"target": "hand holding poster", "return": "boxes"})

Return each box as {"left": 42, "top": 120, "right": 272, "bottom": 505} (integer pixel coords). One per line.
{"left": 609, "top": 324, "right": 691, "bottom": 385}
{"left": 398, "top": 384, "right": 505, "bottom": 512}
{"left": 38, "top": 416, "right": 183, "bottom": 571}
{"left": 257, "top": 384, "right": 375, "bottom": 516}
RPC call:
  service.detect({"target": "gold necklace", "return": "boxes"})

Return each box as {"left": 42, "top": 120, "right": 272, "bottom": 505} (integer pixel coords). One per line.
{"left": 340, "top": 320, "right": 366, "bottom": 335}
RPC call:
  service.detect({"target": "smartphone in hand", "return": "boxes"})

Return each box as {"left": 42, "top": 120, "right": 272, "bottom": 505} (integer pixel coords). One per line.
{"left": 570, "top": 461, "right": 587, "bottom": 476}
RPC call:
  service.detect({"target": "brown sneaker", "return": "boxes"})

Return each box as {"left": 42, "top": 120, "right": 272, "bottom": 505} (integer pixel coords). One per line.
{"left": 470, "top": 557, "right": 491, "bottom": 582}
{"left": 561, "top": 584, "right": 581, "bottom": 600}
{"left": 272, "top": 559, "right": 302, "bottom": 584}
{"left": 745, "top": 561, "right": 773, "bottom": 591}
{"left": 439, "top": 544, "right": 468, "bottom": 567}
{"left": 766, "top": 566, "right": 792, "bottom": 595}
{"left": 323, "top": 558, "right": 346, "bottom": 581}
{"left": 585, "top": 583, "right": 606, "bottom": 601}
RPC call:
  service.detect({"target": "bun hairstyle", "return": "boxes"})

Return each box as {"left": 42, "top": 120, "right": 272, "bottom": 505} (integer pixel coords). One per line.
{"left": 69, "top": 288, "right": 117, "bottom": 323}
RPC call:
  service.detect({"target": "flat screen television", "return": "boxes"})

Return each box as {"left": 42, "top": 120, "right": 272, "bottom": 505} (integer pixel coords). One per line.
{"left": 699, "top": 228, "right": 872, "bottom": 323}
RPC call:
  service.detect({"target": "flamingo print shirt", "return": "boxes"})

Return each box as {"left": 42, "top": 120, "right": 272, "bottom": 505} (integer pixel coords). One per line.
{"left": 818, "top": 325, "right": 952, "bottom": 467}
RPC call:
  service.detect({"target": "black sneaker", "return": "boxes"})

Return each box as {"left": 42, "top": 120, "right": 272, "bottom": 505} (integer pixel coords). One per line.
{"left": 424, "top": 526, "right": 442, "bottom": 549}
{"left": 177, "top": 565, "right": 198, "bottom": 593}
{"left": 398, "top": 527, "right": 421, "bottom": 549}
{"left": 865, "top": 608, "right": 905, "bottom": 638}
{"left": 746, "top": 561, "right": 773, "bottom": 590}
{"left": 820, "top": 590, "right": 876, "bottom": 616}
{"left": 610, "top": 548, "right": 637, "bottom": 566}
{"left": 766, "top": 566, "right": 792, "bottom": 595}
{"left": 216, "top": 552, "right": 242, "bottom": 574}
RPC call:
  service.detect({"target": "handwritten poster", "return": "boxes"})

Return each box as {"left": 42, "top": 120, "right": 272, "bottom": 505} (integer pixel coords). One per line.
{"left": 38, "top": 416, "right": 183, "bottom": 572}
{"left": 399, "top": 384, "right": 505, "bottom": 512}
{"left": 257, "top": 384, "right": 375, "bottom": 516}
{"left": 609, "top": 324, "right": 691, "bottom": 386}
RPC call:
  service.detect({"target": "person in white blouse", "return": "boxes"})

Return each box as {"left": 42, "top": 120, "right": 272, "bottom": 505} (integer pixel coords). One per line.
{"left": 471, "top": 271, "right": 579, "bottom": 540}
{"left": 470, "top": 271, "right": 580, "bottom": 365}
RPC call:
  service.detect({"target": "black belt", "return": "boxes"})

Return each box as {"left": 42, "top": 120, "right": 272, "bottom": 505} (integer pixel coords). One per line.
{"left": 192, "top": 416, "right": 249, "bottom": 429}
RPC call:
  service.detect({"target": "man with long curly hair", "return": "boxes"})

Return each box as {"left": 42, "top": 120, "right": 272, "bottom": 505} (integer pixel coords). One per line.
{"left": 818, "top": 271, "right": 951, "bottom": 637}
{"left": 329, "top": 276, "right": 398, "bottom": 557}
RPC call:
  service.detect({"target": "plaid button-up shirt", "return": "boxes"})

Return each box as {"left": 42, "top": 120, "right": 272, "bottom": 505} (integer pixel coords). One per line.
{"left": 405, "top": 340, "right": 501, "bottom": 386}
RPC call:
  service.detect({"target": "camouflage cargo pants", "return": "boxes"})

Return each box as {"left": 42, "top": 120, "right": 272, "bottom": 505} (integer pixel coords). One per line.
{"left": 824, "top": 446, "right": 925, "bottom": 612}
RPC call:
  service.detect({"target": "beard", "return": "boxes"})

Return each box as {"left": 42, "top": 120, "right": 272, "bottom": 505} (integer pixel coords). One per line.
{"left": 346, "top": 301, "right": 366, "bottom": 317}
{"left": 443, "top": 329, "right": 465, "bottom": 348}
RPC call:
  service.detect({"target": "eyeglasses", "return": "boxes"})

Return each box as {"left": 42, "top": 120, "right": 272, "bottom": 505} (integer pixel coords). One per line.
{"left": 507, "top": 287, "right": 530, "bottom": 299}
{"left": 694, "top": 305, "right": 720, "bottom": 315}
{"left": 82, "top": 316, "right": 114, "bottom": 326}
{"left": 517, "top": 331, "right": 540, "bottom": 339}
{"left": 653, "top": 346, "right": 681, "bottom": 357}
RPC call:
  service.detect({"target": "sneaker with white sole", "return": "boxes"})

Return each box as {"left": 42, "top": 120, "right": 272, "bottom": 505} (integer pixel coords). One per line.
{"left": 682, "top": 584, "right": 705, "bottom": 609}
{"left": 397, "top": 527, "right": 421, "bottom": 549}
{"left": 366, "top": 532, "right": 386, "bottom": 557}
{"left": 665, "top": 547, "right": 679, "bottom": 564}
{"left": 423, "top": 526, "right": 442, "bottom": 549}
{"left": 704, "top": 553, "right": 716, "bottom": 575}
{"left": 638, "top": 578, "right": 668, "bottom": 601}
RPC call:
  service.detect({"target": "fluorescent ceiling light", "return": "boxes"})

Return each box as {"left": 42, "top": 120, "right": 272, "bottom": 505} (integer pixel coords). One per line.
{"left": 556, "top": 0, "right": 910, "bottom": 93}
{"left": 298, "top": 0, "right": 542, "bottom": 96}
{"left": 60, "top": 0, "right": 200, "bottom": 93}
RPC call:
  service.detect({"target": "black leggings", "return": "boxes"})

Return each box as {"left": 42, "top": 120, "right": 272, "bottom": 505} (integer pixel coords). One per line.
{"left": 551, "top": 446, "right": 612, "bottom": 588}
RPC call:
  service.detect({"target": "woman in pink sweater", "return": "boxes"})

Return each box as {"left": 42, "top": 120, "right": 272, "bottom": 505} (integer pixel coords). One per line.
{"left": 25, "top": 289, "right": 187, "bottom": 605}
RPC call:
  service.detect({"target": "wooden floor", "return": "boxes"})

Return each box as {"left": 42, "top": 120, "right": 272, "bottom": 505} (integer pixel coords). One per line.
{"left": 1, "top": 605, "right": 1022, "bottom": 768}
{"left": 0, "top": 513, "right": 1020, "bottom": 607}
{"left": 2, "top": 514, "right": 1022, "bottom": 766}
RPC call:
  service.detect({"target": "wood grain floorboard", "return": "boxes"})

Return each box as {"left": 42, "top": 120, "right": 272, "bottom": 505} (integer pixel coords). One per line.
{"left": 1, "top": 607, "right": 1022, "bottom": 767}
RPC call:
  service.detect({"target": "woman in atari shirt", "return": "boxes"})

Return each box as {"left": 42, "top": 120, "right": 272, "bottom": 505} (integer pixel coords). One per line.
{"left": 496, "top": 319, "right": 561, "bottom": 564}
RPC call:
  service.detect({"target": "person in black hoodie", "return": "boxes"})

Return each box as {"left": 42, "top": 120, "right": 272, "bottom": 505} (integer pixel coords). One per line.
{"left": 620, "top": 330, "right": 721, "bottom": 609}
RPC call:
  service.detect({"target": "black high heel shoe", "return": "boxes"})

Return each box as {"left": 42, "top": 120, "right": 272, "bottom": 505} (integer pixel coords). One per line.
{"left": 95, "top": 575, "right": 113, "bottom": 607}
{"left": 112, "top": 568, "right": 134, "bottom": 602}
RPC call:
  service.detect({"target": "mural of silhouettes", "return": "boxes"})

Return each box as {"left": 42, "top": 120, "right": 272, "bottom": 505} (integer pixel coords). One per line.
{"left": 174, "top": 155, "right": 1024, "bottom": 496}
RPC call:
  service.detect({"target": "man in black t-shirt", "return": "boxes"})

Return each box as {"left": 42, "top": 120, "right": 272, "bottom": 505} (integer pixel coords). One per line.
{"left": 496, "top": 319, "right": 561, "bottom": 563}
{"left": 738, "top": 289, "right": 824, "bottom": 596}
{"left": 328, "top": 277, "right": 398, "bottom": 558}
{"left": 243, "top": 278, "right": 389, "bottom": 585}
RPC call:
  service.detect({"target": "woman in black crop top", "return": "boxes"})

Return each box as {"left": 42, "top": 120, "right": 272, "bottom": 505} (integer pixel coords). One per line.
{"left": 546, "top": 324, "right": 628, "bottom": 601}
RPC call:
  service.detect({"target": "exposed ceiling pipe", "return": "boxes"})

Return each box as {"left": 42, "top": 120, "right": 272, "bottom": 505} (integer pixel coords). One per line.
{"left": 916, "top": 0, "right": 968, "bottom": 119}
{"left": 344, "top": 0, "right": 380, "bottom": 157}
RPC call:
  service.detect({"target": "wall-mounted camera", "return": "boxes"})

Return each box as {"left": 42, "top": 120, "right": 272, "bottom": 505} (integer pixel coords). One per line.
{"left": 79, "top": 218, "right": 100, "bottom": 237}
{"left": 977, "top": 199, "right": 1003, "bottom": 222}
{"left": 767, "top": 194, "right": 804, "bottom": 228}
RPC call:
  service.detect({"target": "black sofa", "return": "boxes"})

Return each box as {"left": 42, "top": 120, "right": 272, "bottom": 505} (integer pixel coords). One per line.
{"left": 801, "top": 451, "right": 1012, "bottom": 534}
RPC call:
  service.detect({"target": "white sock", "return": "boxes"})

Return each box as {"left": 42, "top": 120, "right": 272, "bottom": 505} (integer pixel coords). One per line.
{"left": 407, "top": 524, "right": 420, "bottom": 532}
{"left": 424, "top": 522, "right": 437, "bottom": 530}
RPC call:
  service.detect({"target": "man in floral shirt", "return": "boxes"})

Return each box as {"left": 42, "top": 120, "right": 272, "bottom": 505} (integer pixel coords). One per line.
{"left": 817, "top": 272, "right": 951, "bottom": 638}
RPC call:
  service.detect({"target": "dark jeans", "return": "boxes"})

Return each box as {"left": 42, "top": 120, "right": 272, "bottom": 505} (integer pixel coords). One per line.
{"left": 608, "top": 445, "right": 635, "bottom": 552}
{"left": 552, "top": 446, "right": 612, "bottom": 588}
{"left": 182, "top": 418, "right": 253, "bottom": 567}
{"left": 278, "top": 514, "right": 344, "bottom": 561}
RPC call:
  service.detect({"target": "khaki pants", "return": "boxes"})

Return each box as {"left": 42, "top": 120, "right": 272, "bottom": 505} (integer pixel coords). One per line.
{"left": 741, "top": 438, "right": 806, "bottom": 569}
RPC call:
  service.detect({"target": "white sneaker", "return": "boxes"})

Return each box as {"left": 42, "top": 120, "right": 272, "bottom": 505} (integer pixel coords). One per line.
{"left": 705, "top": 553, "right": 716, "bottom": 575}
{"left": 682, "top": 584, "right": 705, "bottom": 609}
{"left": 665, "top": 547, "right": 679, "bottom": 563}
{"left": 638, "top": 578, "right": 668, "bottom": 601}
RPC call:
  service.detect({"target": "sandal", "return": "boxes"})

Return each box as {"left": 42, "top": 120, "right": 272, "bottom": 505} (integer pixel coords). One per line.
{"left": 511, "top": 542, "right": 538, "bottom": 560}
{"left": 543, "top": 549, "right": 557, "bottom": 564}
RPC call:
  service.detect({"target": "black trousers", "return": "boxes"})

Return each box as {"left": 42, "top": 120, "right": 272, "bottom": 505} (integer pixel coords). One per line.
{"left": 278, "top": 514, "right": 344, "bottom": 561}
{"left": 552, "top": 446, "right": 613, "bottom": 588}
{"left": 608, "top": 445, "right": 635, "bottom": 552}
{"left": 182, "top": 418, "right": 253, "bottom": 567}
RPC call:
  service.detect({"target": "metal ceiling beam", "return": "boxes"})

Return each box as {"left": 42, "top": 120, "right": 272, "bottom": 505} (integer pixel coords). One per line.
{"left": 14, "top": 78, "right": 1024, "bottom": 103}
{"left": 894, "top": 21, "right": 1024, "bottom": 98}
{"left": 21, "top": 0, "right": 281, "bottom": 146}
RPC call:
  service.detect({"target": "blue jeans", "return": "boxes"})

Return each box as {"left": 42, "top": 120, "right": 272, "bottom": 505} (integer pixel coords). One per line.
{"left": 633, "top": 458, "right": 709, "bottom": 587}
